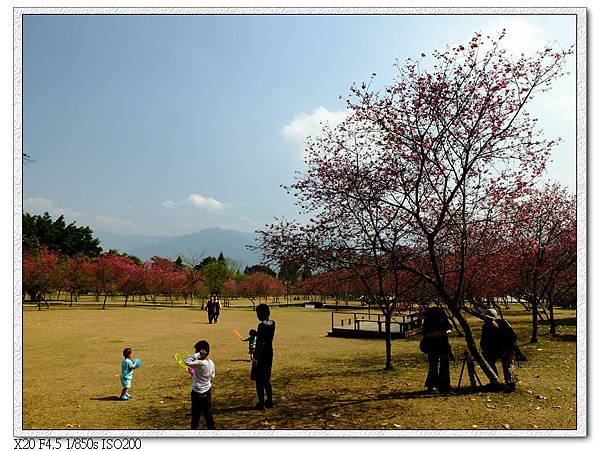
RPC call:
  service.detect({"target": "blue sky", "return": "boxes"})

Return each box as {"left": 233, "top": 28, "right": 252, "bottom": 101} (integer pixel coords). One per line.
{"left": 22, "top": 13, "right": 576, "bottom": 236}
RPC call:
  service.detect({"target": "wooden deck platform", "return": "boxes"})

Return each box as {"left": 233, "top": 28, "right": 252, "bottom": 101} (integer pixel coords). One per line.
{"left": 327, "top": 311, "right": 423, "bottom": 339}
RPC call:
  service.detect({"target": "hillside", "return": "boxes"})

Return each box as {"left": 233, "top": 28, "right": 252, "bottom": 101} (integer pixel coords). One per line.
{"left": 94, "top": 227, "right": 260, "bottom": 266}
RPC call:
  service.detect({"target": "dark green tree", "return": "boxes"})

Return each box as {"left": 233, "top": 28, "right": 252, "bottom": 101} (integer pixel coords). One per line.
{"left": 201, "top": 260, "right": 233, "bottom": 295}
{"left": 194, "top": 256, "right": 217, "bottom": 271}
{"left": 244, "top": 264, "right": 276, "bottom": 277}
{"left": 23, "top": 212, "right": 102, "bottom": 258}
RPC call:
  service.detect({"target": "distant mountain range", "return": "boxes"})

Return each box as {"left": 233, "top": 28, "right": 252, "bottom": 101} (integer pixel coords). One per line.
{"left": 94, "top": 227, "right": 261, "bottom": 267}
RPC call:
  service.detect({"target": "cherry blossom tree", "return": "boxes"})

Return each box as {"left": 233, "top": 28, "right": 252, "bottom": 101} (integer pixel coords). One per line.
{"left": 64, "top": 255, "right": 91, "bottom": 305}
{"left": 223, "top": 278, "right": 241, "bottom": 299}
{"left": 23, "top": 246, "right": 60, "bottom": 309}
{"left": 256, "top": 32, "right": 572, "bottom": 382}
{"left": 504, "top": 183, "right": 576, "bottom": 341}
{"left": 239, "top": 272, "right": 284, "bottom": 310}
{"left": 90, "top": 253, "right": 132, "bottom": 308}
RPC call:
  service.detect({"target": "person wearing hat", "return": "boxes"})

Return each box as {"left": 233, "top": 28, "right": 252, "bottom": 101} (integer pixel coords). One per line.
{"left": 480, "top": 308, "right": 518, "bottom": 392}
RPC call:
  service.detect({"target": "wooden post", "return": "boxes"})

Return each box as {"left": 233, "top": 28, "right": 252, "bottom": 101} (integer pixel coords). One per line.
{"left": 331, "top": 311, "right": 334, "bottom": 333}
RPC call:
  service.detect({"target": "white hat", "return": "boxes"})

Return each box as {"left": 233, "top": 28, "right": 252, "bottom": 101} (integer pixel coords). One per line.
{"left": 484, "top": 308, "right": 498, "bottom": 320}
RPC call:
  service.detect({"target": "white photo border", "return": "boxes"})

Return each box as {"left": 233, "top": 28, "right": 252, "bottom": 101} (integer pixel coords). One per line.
{"left": 13, "top": 6, "right": 587, "bottom": 438}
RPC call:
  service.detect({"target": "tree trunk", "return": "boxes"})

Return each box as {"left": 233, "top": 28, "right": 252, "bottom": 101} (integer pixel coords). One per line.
{"left": 102, "top": 293, "right": 108, "bottom": 309}
{"left": 531, "top": 298, "right": 539, "bottom": 343}
{"left": 445, "top": 309, "right": 464, "bottom": 337}
{"left": 384, "top": 313, "right": 393, "bottom": 370}
{"left": 124, "top": 294, "right": 129, "bottom": 308}
{"left": 548, "top": 298, "right": 556, "bottom": 335}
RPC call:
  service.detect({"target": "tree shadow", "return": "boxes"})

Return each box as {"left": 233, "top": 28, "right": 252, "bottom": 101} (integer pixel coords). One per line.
{"left": 540, "top": 317, "right": 577, "bottom": 327}
{"left": 213, "top": 404, "right": 256, "bottom": 414}
{"left": 546, "top": 333, "right": 577, "bottom": 342}
{"left": 315, "top": 385, "right": 502, "bottom": 418}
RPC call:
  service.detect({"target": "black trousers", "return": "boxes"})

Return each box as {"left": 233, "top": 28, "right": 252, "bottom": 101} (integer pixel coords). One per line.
{"left": 252, "top": 356, "right": 273, "bottom": 405}
{"left": 484, "top": 349, "right": 517, "bottom": 386}
{"left": 191, "top": 389, "right": 215, "bottom": 430}
{"left": 425, "top": 352, "right": 451, "bottom": 392}
{"left": 207, "top": 311, "right": 215, "bottom": 324}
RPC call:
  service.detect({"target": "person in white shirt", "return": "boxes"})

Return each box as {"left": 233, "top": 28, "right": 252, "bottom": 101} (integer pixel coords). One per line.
{"left": 184, "top": 340, "right": 216, "bottom": 429}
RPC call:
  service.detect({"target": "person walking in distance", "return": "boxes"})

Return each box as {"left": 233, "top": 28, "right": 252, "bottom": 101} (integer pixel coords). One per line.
{"left": 213, "top": 296, "right": 221, "bottom": 323}
{"left": 206, "top": 296, "right": 216, "bottom": 324}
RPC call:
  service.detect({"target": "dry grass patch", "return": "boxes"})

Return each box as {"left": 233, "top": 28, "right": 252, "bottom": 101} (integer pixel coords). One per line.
{"left": 22, "top": 305, "right": 577, "bottom": 430}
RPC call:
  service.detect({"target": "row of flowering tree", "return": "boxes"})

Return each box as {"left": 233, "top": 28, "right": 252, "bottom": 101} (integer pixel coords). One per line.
{"left": 23, "top": 250, "right": 286, "bottom": 310}
{"left": 254, "top": 31, "right": 575, "bottom": 384}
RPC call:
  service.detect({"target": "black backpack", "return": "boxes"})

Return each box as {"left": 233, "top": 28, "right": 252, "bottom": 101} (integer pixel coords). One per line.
{"left": 496, "top": 319, "right": 517, "bottom": 346}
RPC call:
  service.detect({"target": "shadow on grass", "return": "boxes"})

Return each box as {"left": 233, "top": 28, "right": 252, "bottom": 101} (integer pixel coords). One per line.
{"left": 546, "top": 333, "right": 577, "bottom": 342}
{"left": 90, "top": 396, "right": 122, "bottom": 401}
{"left": 128, "top": 351, "right": 510, "bottom": 430}
{"left": 540, "top": 317, "right": 577, "bottom": 327}
{"left": 316, "top": 385, "right": 505, "bottom": 417}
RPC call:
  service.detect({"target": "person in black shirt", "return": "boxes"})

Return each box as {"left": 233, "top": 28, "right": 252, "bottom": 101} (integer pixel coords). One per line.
{"left": 206, "top": 296, "right": 216, "bottom": 324}
{"left": 480, "top": 308, "right": 518, "bottom": 392}
{"left": 251, "top": 303, "right": 275, "bottom": 409}
{"left": 420, "top": 307, "right": 453, "bottom": 393}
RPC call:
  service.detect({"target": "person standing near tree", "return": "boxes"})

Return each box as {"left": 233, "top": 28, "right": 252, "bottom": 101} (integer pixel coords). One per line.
{"left": 251, "top": 303, "right": 275, "bottom": 409}
{"left": 480, "top": 309, "right": 518, "bottom": 392}
{"left": 420, "top": 307, "right": 453, "bottom": 393}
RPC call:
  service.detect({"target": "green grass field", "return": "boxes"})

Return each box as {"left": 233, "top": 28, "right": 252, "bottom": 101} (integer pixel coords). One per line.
{"left": 22, "top": 304, "right": 577, "bottom": 430}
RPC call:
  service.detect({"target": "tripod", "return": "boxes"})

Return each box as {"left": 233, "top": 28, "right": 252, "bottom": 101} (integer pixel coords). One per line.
{"left": 457, "top": 350, "right": 482, "bottom": 389}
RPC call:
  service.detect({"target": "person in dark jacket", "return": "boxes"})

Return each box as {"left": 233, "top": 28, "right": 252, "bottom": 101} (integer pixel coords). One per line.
{"left": 213, "top": 296, "right": 221, "bottom": 323}
{"left": 480, "top": 308, "right": 518, "bottom": 392}
{"left": 206, "top": 296, "right": 216, "bottom": 324}
{"left": 251, "top": 303, "right": 275, "bottom": 409}
{"left": 420, "top": 307, "right": 453, "bottom": 393}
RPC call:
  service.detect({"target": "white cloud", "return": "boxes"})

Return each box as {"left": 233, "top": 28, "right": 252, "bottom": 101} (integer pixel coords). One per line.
{"left": 161, "top": 193, "right": 226, "bottom": 212}
{"left": 24, "top": 197, "right": 54, "bottom": 212}
{"left": 479, "top": 18, "right": 545, "bottom": 56}
{"left": 281, "top": 106, "right": 349, "bottom": 158}
{"left": 189, "top": 193, "right": 225, "bottom": 210}
{"left": 24, "top": 197, "right": 136, "bottom": 233}
{"left": 160, "top": 200, "right": 177, "bottom": 208}
{"left": 24, "top": 197, "right": 84, "bottom": 220}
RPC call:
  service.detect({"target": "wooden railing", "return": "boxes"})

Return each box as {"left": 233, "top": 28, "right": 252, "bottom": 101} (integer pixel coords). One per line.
{"left": 331, "top": 311, "right": 423, "bottom": 335}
